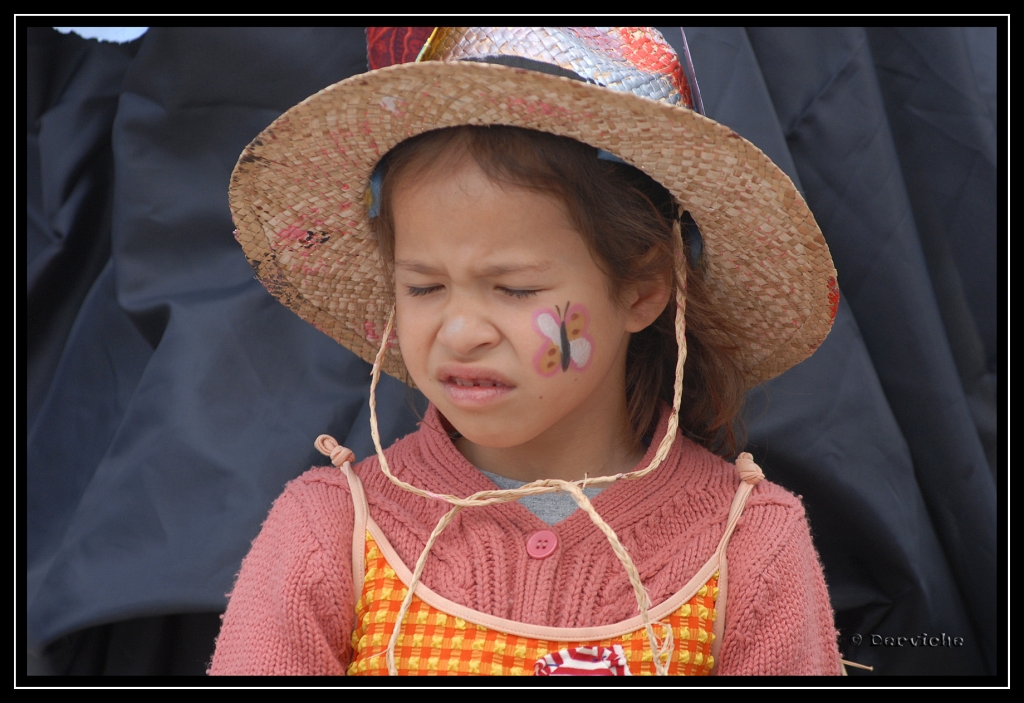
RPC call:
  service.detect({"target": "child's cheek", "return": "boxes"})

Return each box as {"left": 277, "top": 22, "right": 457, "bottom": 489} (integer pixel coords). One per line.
{"left": 530, "top": 303, "right": 595, "bottom": 377}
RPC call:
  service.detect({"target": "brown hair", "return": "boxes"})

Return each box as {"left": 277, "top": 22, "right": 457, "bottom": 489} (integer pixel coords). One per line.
{"left": 372, "top": 126, "right": 751, "bottom": 457}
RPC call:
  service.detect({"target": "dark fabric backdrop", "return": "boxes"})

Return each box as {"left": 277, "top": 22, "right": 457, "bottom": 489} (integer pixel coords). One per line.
{"left": 25, "top": 26, "right": 1003, "bottom": 677}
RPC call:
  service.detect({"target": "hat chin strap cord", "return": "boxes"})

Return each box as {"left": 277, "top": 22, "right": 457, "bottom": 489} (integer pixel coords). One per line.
{"left": 318, "top": 223, "right": 688, "bottom": 676}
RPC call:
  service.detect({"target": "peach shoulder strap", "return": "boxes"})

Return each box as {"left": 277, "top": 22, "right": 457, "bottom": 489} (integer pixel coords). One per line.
{"left": 709, "top": 452, "right": 765, "bottom": 671}
{"left": 314, "top": 435, "right": 368, "bottom": 604}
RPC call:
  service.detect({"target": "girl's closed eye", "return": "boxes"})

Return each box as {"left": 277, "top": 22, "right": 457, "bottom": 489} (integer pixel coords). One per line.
{"left": 405, "top": 285, "right": 443, "bottom": 297}
{"left": 499, "top": 287, "right": 539, "bottom": 300}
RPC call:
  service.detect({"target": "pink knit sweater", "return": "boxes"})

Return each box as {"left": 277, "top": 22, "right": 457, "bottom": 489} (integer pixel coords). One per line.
{"left": 209, "top": 405, "right": 842, "bottom": 675}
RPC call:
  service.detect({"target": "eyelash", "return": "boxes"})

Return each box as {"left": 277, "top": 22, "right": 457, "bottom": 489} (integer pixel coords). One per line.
{"left": 500, "top": 288, "right": 539, "bottom": 299}
{"left": 404, "top": 286, "right": 539, "bottom": 299}
{"left": 405, "top": 285, "right": 441, "bottom": 297}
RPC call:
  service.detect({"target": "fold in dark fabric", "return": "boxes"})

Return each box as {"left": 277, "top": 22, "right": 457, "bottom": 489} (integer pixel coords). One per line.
{"left": 26, "top": 26, "right": 1000, "bottom": 676}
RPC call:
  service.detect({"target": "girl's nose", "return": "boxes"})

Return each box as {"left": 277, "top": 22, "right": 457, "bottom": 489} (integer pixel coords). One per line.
{"left": 436, "top": 310, "right": 500, "bottom": 357}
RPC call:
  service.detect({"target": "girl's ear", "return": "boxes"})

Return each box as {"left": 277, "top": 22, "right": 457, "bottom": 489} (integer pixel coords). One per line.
{"left": 623, "top": 271, "right": 673, "bottom": 333}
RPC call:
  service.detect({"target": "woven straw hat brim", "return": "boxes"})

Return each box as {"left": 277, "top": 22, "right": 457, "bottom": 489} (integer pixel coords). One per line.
{"left": 230, "top": 61, "right": 838, "bottom": 388}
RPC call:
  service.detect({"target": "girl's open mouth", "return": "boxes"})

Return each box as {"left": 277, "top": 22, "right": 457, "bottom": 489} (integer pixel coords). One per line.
{"left": 449, "top": 378, "right": 508, "bottom": 387}
{"left": 438, "top": 368, "right": 516, "bottom": 405}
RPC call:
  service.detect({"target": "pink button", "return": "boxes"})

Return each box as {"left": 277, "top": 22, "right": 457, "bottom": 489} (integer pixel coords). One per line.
{"left": 526, "top": 530, "right": 558, "bottom": 559}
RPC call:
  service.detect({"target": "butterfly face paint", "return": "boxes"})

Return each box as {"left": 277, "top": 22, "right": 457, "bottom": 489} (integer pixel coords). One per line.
{"left": 533, "top": 302, "right": 594, "bottom": 376}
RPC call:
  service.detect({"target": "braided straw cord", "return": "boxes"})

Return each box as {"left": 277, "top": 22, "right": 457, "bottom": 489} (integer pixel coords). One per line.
{"left": 362, "top": 230, "right": 688, "bottom": 675}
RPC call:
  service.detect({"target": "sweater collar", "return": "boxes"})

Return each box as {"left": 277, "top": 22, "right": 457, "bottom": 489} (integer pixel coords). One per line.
{"left": 404, "top": 403, "right": 724, "bottom": 545}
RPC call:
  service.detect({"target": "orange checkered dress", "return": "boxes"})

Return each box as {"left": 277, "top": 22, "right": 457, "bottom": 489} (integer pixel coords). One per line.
{"left": 347, "top": 533, "right": 719, "bottom": 676}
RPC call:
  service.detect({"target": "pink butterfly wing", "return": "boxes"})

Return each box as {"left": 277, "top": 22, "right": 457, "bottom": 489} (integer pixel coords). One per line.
{"left": 532, "top": 309, "right": 563, "bottom": 376}
{"left": 564, "top": 304, "right": 594, "bottom": 371}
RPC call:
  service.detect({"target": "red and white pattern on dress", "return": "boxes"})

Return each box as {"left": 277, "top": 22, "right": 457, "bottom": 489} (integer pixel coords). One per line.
{"left": 534, "top": 644, "right": 632, "bottom": 676}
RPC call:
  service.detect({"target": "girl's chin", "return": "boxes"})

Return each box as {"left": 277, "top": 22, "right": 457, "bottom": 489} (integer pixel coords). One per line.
{"left": 444, "top": 411, "right": 541, "bottom": 450}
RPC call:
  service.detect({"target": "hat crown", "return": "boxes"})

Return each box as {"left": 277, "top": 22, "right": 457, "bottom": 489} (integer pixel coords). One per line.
{"left": 419, "top": 27, "right": 695, "bottom": 109}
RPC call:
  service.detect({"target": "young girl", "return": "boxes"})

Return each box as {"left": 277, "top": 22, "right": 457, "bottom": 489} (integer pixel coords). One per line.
{"left": 210, "top": 27, "right": 843, "bottom": 676}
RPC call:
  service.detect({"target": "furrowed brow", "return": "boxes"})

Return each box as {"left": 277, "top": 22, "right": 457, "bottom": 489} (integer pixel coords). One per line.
{"left": 394, "top": 260, "right": 444, "bottom": 275}
{"left": 477, "top": 262, "right": 551, "bottom": 277}
{"left": 394, "top": 260, "right": 551, "bottom": 277}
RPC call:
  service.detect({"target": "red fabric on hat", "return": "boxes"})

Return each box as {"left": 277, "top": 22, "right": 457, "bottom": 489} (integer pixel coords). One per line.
{"left": 366, "top": 27, "right": 433, "bottom": 70}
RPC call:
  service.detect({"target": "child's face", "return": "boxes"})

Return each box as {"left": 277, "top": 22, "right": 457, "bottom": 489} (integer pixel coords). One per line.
{"left": 391, "top": 160, "right": 638, "bottom": 450}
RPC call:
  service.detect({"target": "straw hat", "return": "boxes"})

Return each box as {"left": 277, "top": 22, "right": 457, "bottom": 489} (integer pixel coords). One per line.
{"left": 229, "top": 27, "right": 838, "bottom": 387}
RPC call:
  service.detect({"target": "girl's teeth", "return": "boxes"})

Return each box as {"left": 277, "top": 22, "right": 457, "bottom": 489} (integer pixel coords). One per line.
{"left": 450, "top": 378, "right": 503, "bottom": 387}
